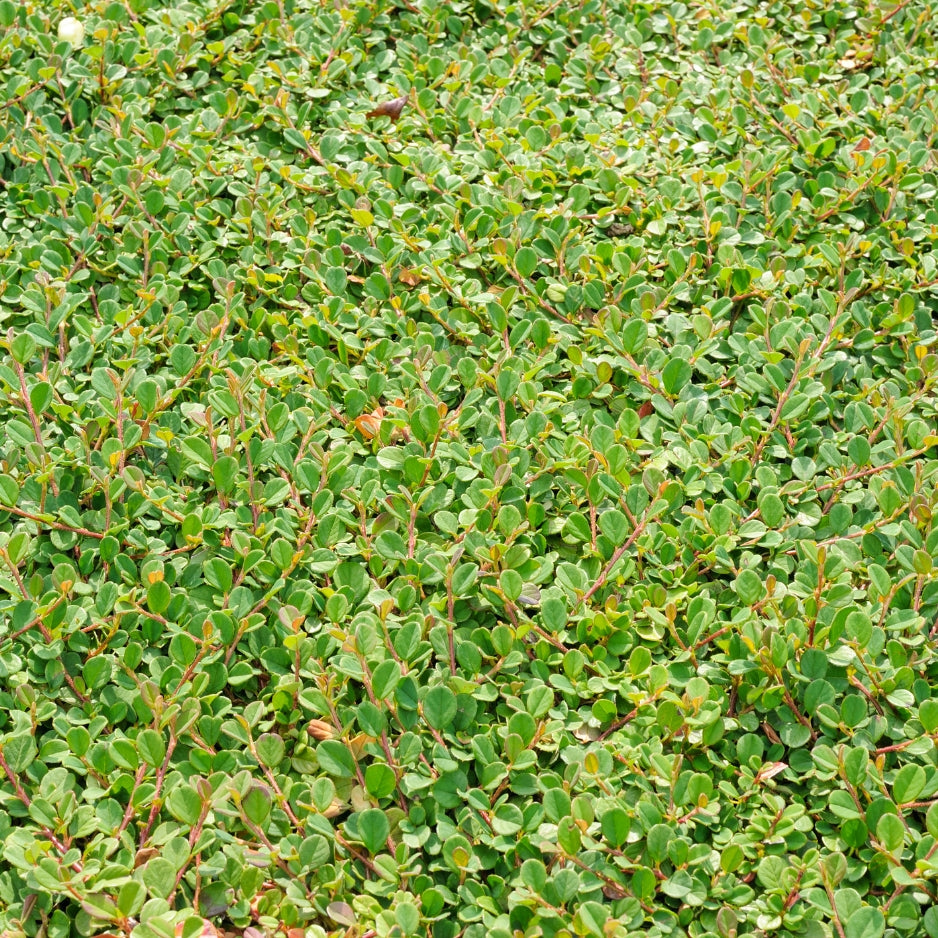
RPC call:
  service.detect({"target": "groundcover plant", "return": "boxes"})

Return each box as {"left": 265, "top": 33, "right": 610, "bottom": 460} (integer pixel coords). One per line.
{"left": 1, "top": 0, "right": 938, "bottom": 936}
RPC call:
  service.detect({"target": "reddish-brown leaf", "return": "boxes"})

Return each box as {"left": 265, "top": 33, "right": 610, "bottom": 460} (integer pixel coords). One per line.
{"left": 366, "top": 94, "right": 408, "bottom": 122}
{"left": 133, "top": 847, "right": 160, "bottom": 869}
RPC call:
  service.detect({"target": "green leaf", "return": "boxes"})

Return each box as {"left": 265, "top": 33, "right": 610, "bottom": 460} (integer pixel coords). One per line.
{"left": 452, "top": 562, "right": 479, "bottom": 596}
{"left": 255, "top": 732, "right": 285, "bottom": 768}
{"left": 521, "top": 858, "right": 547, "bottom": 893}
{"left": 29, "top": 382, "right": 52, "bottom": 414}
{"left": 310, "top": 777, "right": 335, "bottom": 813}
{"left": 442, "top": 834, "right": 473, "bottom": 871}
{"left": 541, "top": 596, "right": 567, "bottom": 632}
{"left": 926, "top": 907, "right": 938, "bottom": 938}
{"left": 242, "top": 784, "right": 271, "bottom": 828}
{"left": 661, "top": 357, "right": 692, "bottom": 395}
{"left": 544, "top": 788, "right": 571, "bottom": 822}
{"left": 0, "top": 474, "right": 19, "bottom": 506}
{"left": 10, "top": 333, "right": 36, "bottom": 364}
{"left": 646, "top": 823, "right": 672, "bottom": 862}
{"left": 365, "top": 762, "right": 397, "bottom": 799}
{"left": 557, "top": 816, "right": 581, "bottom": 855}
{"left": 356, "top": 700, "right": 387, "bottom": 737}
{"left": 875, "top": 813, "right": 904, "bottom": 852}
{"left": 892, "top": 764, "right": 926, "bottom": 804}
{"left": 734, "top": 569, "right": 763, "bottom": 605}
{"left": 356, "top": 808, "right": 389, "bottom": 854}
{"left": 142, "top": 857, "right": 177, "bottom": 899}
{"left": 317, "top": 740, "right": 357, "bottom": 778}
{"left": 324, "top": 266, "right": 347, "bottom": 294}
{"left": 395, "top": 902, "right": 420, "bottom": 935}
{"left": 598, "top": 509, "right": 628, "bottom": 544}
{"left": 167, "top": 784, "right": 203, "bottom": 826}
{"left": 212, "top": 455, "right": 240, "bottom": 494}
{"left": 515, "top": 247, "right": 538, "bottom": 278}
{"left": 169, "top": 343, "right": 196, "bottom": 376}
{"left": 759, "top": 492, "right": 785, "bottom": 526}
{"left": 203, "top": 557, "right": 233, "bottom": 593}
{"left": 117, "top": 880, "right": 146, "bottom": 917}
{"left": 499, "top": 568, "right": 523, "bottom": 601}
{"left": 423, "top": 686, "right": 457, "bottom": 730}
{"left": 845, "top": 907, "right": 885, "bottom": 938}
{"left": 135, "top": 379, "right": 159, "bottom": 415}
{"left": 371, "top": 660, "right": 401, "bottom": 699}
{"left": 320, "top": 132, "right": 343, "bottom": 161}
{"left": 601, "top": 807, "right": 631, "bottom": 847}
{"left": 927, "top": 802, "right": 938, "bottom": 840}
{"left": 136, "top": 729, "right": 166, "bottom": 768}
{"left": 147, "top": 580, "right": 172, "bottom": 614}
{"left": 3, "top": 734, "right": 37, "bottom": 773}
{"left": 780, "top": 723, "right": 811, "bottom": 748}
{"left": 298, "top": 834, "right": 331, "bottom": 871}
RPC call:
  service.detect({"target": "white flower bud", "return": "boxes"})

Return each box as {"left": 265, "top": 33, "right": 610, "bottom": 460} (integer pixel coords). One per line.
{"left": 58, "top": 16, "right": 84, "bottom": 46}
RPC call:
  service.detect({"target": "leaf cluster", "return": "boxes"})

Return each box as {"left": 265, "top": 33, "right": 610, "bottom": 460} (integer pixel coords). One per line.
{"left": 1, "top": 1, "right": 938, "bottom": 937}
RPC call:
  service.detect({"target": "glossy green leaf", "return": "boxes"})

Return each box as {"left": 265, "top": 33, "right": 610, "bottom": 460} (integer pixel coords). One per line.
{"left": 317, "top": 740, "right": 357, "bottom": 778}
{"left": 356, "top": 808, "right": 389, "bottom": 854}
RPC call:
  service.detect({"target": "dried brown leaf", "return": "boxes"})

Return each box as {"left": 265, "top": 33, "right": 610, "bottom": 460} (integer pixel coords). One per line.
{"left": 134, "top": 847, "right": 160, "bottom": 869}
{"left": 397, "top": 267, "right": 422, "bottom": 286}
{"left": 366, "top": 94, "right": 408, "bottom": 122}
{"left": 307, "top": 718, "right": 335, "bottom": 740}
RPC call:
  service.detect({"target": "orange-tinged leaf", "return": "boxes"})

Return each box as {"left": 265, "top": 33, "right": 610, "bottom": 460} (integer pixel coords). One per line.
{"left": 354, "top": 412, "right": 383, "bottom": 439}
{"left": 348, "top": 732, "right": 374, "bottom": 756}
{"left": 397, "top": 267, "right": 422, "bottom": 286}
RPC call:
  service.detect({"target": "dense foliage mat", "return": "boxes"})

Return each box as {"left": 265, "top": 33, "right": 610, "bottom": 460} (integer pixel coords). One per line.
{"left": 2, "top": 0, "right": 938, "bottom": 936}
